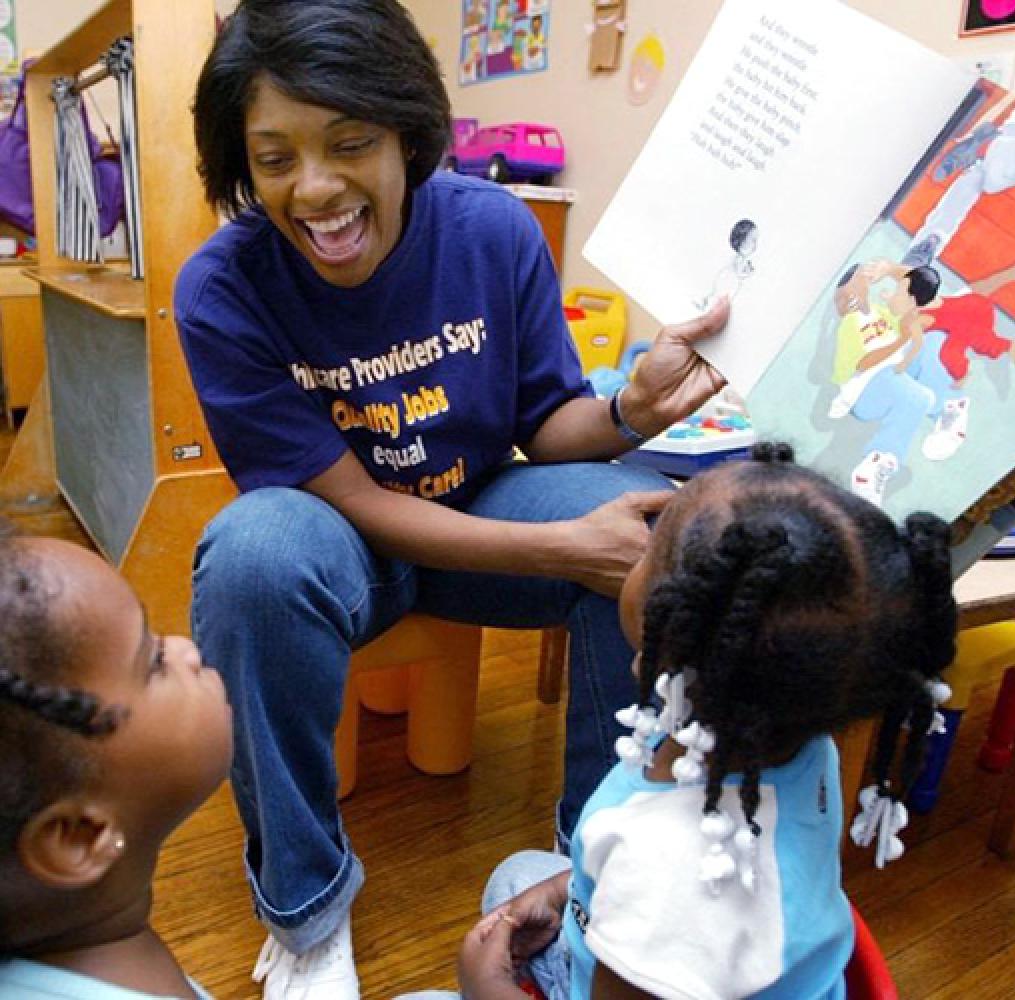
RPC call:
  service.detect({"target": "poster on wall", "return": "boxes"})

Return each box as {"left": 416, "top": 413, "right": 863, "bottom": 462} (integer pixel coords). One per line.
{"left": 0, "top": 0, "right": 18, "bottom": 119}
{"left": 961, "top": 0, "right": 1015, "bottom": 36}
{"left": 459, "top": 0, "right": 551, "bottom": 86}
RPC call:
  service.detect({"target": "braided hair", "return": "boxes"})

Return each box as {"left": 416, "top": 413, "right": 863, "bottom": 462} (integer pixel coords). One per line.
{"left": 638, "top": 442, "right": 956, "bottom": 836}
{"left": 0, "top": 526, "right": 122, "bottom": 854}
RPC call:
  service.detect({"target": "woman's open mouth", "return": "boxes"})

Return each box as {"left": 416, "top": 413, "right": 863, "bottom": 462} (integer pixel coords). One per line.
{"left": 297, "top": 206, "right": 368, "bottom": 265}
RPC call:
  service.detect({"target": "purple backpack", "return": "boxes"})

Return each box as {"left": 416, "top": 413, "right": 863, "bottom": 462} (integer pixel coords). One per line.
{"left": 0, "top": 70, "right": 126, "bottom": 238}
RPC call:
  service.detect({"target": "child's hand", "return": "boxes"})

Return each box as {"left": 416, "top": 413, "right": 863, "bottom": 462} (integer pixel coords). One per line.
{"left": 458, "top": 913, "right": 529, "bottom": 1000}
{"left": 497, "top": 880, "right": 567, "bottom": 959}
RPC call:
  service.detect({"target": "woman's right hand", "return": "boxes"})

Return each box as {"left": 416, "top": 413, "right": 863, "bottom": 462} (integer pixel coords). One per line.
{"left": 561, "top": 490, "right": 673, "bottom": 598}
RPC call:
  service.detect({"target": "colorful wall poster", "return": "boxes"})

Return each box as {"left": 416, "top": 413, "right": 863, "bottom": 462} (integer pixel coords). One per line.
{"left": 0, "top": 0, "right": 18, "bottom": 119}
{"left": 459, "top": 0, "right": 551, "bottom": 86}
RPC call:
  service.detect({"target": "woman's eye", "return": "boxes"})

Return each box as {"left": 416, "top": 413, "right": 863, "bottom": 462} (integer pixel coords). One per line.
{"left": 334, "top": 137, "right": 375, "bottom": 155}
{"left": 255, "top": 155, "right": 291, "bottom": 171}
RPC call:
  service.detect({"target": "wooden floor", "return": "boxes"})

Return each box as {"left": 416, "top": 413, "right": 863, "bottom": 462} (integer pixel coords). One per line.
{"left": 2, "top": 422, "right": 1014, "bottom": 999}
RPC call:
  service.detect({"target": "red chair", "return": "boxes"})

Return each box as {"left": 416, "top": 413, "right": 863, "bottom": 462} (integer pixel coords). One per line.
{"left": 846, "top": 904, "right": 898, "bottom": 1000}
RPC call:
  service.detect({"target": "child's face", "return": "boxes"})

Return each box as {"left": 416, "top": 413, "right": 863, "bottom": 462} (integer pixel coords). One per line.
{"left": 883, "top": 276, "right": 916, "bottom": 318}
{"left": 33, "top": 539, "right": 233, "bottom": 842}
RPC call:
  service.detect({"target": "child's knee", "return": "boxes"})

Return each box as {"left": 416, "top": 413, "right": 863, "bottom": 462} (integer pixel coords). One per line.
{"left": 481, "top": 850, "right": 571, "bottom": 913}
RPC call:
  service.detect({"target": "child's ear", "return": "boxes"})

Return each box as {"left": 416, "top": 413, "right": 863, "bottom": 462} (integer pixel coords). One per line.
{"left": 16, "top": 800, "right": 125, "bottom": 889}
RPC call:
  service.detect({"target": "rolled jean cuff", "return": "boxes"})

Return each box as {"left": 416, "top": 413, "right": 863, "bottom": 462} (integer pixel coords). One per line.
{"left": 244, "top": 838, "right": 366, "bottom": 954}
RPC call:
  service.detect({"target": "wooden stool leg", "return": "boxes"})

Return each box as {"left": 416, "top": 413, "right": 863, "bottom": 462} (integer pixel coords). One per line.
{"left": 357, "top": 665, "right": 410, "bottom": 715}
{"left": 989, "top": 755, "right": 1015, "bottom": 859}
{"left": 406, "top": 628, "right": 483, "bottom": 775}
{"left": 335, "top": 676, "right": 360, "bottom": 801}
{"left": 979, "top": 667, "right": 1015, "bottom": 773}
{"left": 538, "top": 626, "right": 568, "bottom": 705}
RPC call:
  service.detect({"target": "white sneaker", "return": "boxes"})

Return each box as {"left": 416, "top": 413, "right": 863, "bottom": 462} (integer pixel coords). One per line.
{"left": 253, "top": 914, "right": 360, "bottom": 1000}
{"left": 850, "top": 450, "right": 899, "bottom": 508}
{"left": 921, "top": 397, "right": 969, "bottom": 461}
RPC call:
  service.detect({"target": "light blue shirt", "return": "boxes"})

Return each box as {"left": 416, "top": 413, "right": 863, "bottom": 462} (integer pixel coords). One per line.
{"left": 565, "top": 736, "right": 852, "bottom": 999}
{"left": 0, "top": 958, "right": 213, "bottom": 999}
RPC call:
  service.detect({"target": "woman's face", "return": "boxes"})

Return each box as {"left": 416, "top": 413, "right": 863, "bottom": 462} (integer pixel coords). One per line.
{"left": 245, "top": 78, "right": 409, "bottom": 288}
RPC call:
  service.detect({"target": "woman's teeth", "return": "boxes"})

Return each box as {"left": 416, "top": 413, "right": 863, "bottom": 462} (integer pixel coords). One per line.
{"left": 303, "top": 206, "right": 364, "bottom": 234}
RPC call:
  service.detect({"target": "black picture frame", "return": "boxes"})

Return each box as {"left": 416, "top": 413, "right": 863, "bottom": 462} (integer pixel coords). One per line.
{"left": 961, "top": 0, "right": 1015, "bottom": 37}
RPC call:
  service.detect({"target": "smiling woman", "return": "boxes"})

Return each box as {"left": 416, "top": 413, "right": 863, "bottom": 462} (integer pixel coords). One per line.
{"left": 173, "top": 2, "right": 730, "bottom": 998}
{"left": 243, "top": 89, "right": 408, "bottom": 288}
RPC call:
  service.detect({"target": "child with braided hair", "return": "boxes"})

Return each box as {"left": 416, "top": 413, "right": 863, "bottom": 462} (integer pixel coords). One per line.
{"left": 446, "top": 442, "right": 956, "bottom": 1000}
{"left": 0, "top": 525, "right": 233, "bottom": 999}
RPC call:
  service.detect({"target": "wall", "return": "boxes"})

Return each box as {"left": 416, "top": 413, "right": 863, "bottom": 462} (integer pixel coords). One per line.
{"left": 15, "top": 0, "right": 234, "bottom": 54}
{"left": 19, "top": 0, "right": 1015, "bottom": 340}
{"left": 408, "top": 0, "right": 1015, "bottom": 341}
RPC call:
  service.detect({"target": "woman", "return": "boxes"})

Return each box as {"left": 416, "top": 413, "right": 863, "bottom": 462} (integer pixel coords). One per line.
{"left": 175, "top": 2, "right": 728, "bottom": 997}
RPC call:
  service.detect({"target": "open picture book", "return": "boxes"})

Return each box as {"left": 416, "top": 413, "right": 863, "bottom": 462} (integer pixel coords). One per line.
{"left": 584, "top": 0, "right": 1015, "bottom": 573}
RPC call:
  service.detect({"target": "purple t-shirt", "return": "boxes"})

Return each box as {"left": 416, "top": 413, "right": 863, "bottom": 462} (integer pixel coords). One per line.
{"left": 174, "top": 172, "right": 589, "bottom": 508}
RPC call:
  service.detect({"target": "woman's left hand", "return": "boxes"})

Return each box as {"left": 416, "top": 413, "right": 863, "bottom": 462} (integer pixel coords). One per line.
{"left": 622, "top": 298, "right": 730, "bottom": 438}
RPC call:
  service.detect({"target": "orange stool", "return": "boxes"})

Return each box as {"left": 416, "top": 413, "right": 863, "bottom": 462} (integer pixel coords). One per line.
{"left": 335, "top": 614, "right": 483, "bottom": 799}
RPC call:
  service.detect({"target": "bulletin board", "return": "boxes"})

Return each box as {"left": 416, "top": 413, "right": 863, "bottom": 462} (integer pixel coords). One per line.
{"left": 0, "top": 0, "right": 17, "bottom": 119}
{"left": 459, "top": 0, "right": 551, "bottom": 86}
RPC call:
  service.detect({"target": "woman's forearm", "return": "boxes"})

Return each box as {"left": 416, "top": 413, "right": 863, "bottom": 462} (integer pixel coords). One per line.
{"left": 523, "top": 396, "right": 657, "bottom": 463}
{"left": 304, "top": 454, "right": 579, "bottom": 579}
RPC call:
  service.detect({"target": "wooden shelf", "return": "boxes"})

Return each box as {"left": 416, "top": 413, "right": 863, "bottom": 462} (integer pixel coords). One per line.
{"left": 0, "top": 265, "right": 39, "bottom": 298}
{"left": 1, "top": 0, "right": 225, "bottom": 635}
{"left": 22, "top": 265, "right": 145, "bottom": 320}
{"left": 32, "top": 0, "right": 132, "bottom": 76}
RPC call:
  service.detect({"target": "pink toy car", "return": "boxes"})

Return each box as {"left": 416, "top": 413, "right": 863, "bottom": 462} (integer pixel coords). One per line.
{"left": 447, "top": 121, "right": 565, "bottom": 184}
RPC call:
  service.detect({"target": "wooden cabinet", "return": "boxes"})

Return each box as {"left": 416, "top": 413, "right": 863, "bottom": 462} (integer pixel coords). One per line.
{"left": 0, "top": 263, "right": 44, "bottom": 421}
{"left": 510, "top": 184, "right": 575, "bottom": 273}
{"left": 1, "top": 0, "right": 233, "bottom": 635}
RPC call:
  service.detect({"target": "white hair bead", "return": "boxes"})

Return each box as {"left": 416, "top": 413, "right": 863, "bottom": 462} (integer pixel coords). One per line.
{"left": 700, "top": 810, "right": 735, "bottom": 840}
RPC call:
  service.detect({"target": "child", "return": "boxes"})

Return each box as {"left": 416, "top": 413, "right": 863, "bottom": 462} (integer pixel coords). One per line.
{"left": 0, "top": 526, "right": 233, "bottom": 998}
{"left": 454, "top": 442, "right": 956, "bottom": 1000}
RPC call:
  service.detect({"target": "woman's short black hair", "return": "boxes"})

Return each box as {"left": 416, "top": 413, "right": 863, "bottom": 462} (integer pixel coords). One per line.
{"left": 194, "top": 0, "right": 452, "bottom": 217}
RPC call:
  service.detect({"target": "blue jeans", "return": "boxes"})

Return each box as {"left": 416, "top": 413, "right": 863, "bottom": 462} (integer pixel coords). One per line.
{"left": 907, "top": 330, "right": 963, "bottom": 420}
{"left": 191, "top": 461, "right": 669, "bottom": 952}
{"left": 395, "top": 850, "right": 573, "bottom": 1000}
{"left": 853, "top": 366, "right": 934, "bottom": 462}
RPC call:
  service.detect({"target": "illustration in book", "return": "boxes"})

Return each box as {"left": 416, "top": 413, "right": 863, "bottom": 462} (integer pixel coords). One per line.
{"left": 694, "top": 218, "right": 759, "bottom": 311}
{"left": 748, "top": 76, "right": 1015, "bottom": 526}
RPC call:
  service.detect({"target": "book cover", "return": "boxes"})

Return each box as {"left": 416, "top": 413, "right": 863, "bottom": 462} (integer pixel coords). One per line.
{"left": 584, "top": 0, "right": 1015, "bottom": 569}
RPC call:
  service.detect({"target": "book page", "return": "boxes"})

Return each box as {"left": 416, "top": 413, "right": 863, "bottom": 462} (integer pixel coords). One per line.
{"left": 583, "top": 0, "right": 974, "bottom": 395}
